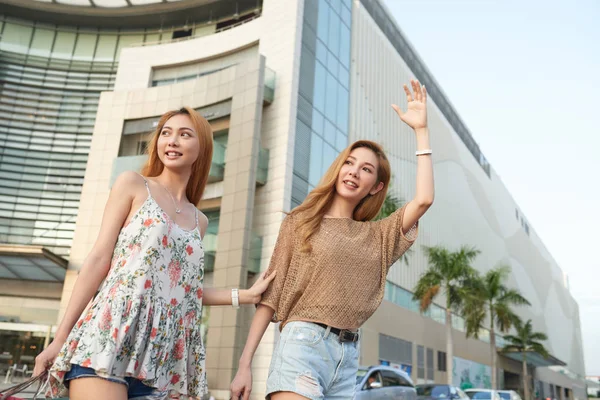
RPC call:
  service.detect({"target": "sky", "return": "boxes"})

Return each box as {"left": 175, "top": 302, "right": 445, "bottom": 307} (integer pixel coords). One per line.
{"left": 381, "top": 0, "right": 600, "bottom": 376}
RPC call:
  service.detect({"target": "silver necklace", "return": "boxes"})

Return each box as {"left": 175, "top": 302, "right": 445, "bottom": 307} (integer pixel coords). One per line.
{"left": 158, "top": 182, "right": 184, "bottom": 214}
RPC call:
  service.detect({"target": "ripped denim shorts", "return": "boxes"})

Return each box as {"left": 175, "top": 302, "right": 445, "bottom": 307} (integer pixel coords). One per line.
{"left": 266, "top": 321, "right": 360, "bottom": 399}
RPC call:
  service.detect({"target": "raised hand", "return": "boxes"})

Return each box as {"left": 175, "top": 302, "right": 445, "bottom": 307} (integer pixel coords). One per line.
{"left": 392, "top": 79, "right": 428, "bottom": 131}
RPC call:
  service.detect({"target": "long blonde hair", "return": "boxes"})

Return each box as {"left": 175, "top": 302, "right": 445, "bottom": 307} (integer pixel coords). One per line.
{"left": 140, "top": 107, "right": 213, "bottom": 205}
{"left": 291, "top": 140, "right": 391, "bottom": 251}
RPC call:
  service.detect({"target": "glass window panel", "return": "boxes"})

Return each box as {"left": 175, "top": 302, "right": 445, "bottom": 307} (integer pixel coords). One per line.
{"left": 73, "top": 33, "right": 98, "bottom": 60}
{"left": 95, "top": 34, "right": 117, "bottom": 61}
{"left": 115, "top": 34, "right": 144, "bottom": 60}
{"left": 323, "top": 143, "right": 336, "bottom": 174}
{"left": 308, "top": 133, "right": 323, "bottom": 186}
{"left": 315, "top": 39, "right": 327, "bottom": 64}
{"left": 0, "top": 23, "right": 33, "bottom": 53}
{"left": 312, "top": 109, "right": 324, "bottom": 136}
{"left": 337, "top": 84, "right": 349, "bottom": 132}
{"left": 324, "top": 118, "right": 336, "bottom": 146}
{"left": 341, "top": 4, "right": 352, "bottom": 27}
{"left": 313, "top": 61, "right": 327, "bottom": 113}
{"left": 326, "top": 49, "right": 339, "bottom": 73}
{"left": 336, "top": 129, "right": 347, "bottom": 151}
{"left": 339, "top": 24, "right": 351, "bottom": 69}
{"left": 144, "top": 33, "right": 160, "bottom": 45}
{"left": 29, "top": 28, "right": 55, "bottom": 58}
{"left": 330, "top": 0, "right": 342, "bottom": 15}
{"left": 317, "top": 0, "right": 330, "bottom": 42}
{"left": 338, "top": 64, "right": 349, "bottom": 89}
{"left": 52, "top": 31, "right": 76, "bottom": 58}
{"left": 327, "top": 11, "right": 341, "bottom": 57}
{"left": 325, "top": 71, "right": 337, "bottom": 120}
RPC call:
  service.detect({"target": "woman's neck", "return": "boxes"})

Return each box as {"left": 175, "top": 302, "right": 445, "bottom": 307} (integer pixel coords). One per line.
{"left": 154, "top": 169, "right": 190, "bottom": 201}
{"left": 325, "top": 195, "right": 357, "bottom": 219}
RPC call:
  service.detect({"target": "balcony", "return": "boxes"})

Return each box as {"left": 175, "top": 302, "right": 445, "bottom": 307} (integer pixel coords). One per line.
{"left": 203, "top": 232, "right": 218, "bottom": 272}
{"left": 263, "top": 67, "right": 276, "bottom": 105}
{"left": 256, "top": 148, "right": 269, "bottom": 185}
{"left": 247, "top": 232, "right": 263, "bottom": 274}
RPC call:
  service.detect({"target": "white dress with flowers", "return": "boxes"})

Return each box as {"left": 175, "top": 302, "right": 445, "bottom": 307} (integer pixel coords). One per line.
{"left": 48, "top": 177, "right": 207, "bottom": 399}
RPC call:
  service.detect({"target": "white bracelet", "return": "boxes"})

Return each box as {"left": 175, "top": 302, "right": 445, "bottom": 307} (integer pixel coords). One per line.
{"left": 415, "top": 149, "right": 432, "bottom": 156}
{"left": 231, "top": 288, "right": 240, "bottom": 309}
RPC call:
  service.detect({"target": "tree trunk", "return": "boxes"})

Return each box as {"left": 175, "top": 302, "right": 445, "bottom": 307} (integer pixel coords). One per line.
{"left": 522, "top": 354, "right": 530, "bottom": 400}
{"left": 490, "top": 324, "right": 497, "bottom": 389}
{"left": 446, "top": 308, "right": 453, "bottom": 385}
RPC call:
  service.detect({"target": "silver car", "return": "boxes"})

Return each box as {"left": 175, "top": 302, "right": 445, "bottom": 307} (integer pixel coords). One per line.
{"left": 355, "top": 365, "right": 417, "bottom": 400}
{"left": 416, "top": 384, "right": 470, "bottom": 400}
{"left": 497, "top": 390, "right": 523, "bottom": 400}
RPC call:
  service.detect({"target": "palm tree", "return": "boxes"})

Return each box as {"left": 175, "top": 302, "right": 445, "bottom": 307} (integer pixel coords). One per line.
{"left": 375, "top": 192, "right": 412, "bottom": 265}
{"left": 413, "top": 245, "right": 480, "bottom": 385}
{"left": 503, "top": 319, "right": 549, "bottom": 400}
{"left": 463, "top": 266, "right": 531, "bottom": 389}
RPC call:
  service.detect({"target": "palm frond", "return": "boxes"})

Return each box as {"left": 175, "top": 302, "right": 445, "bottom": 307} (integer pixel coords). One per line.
{"left": 531, "top": 342, "right": 550, "bottom": 358}
{"left": 494, "top": 303, "right": 519, "bottom": 333}
{"left": 502, "top": 319, "right": 550, "bottom": 358}
{"left": 502, "top": 345, "right": 524, "bottom": 353}
{"left": 529, "top": 332, "right": 548, "bottom": 341}
{"left": 499, "top": 289, "right": 531, "bottom": 307}
{"left": 419, "top": 285, "right": 441, "bottom": 313}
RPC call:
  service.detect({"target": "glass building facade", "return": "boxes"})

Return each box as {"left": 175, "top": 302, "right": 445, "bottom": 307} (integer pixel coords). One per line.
{"left": 292, "top": 0, "right": 352, "bottom": 207}
{"left": 0, "top": 14, "right": 240, "bottom": 257}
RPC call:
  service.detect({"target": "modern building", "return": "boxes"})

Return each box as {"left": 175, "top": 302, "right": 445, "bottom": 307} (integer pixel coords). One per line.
{"left": 0, "top": 0, "right": 587, "bottom": 399}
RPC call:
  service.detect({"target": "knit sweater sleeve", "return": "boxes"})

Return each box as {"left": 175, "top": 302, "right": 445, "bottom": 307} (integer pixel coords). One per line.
{"left": 376, "top": 203, "right": 419, "bottom": 269}
{"left": 259, "top": 214, "right": 295, "bottom": 319}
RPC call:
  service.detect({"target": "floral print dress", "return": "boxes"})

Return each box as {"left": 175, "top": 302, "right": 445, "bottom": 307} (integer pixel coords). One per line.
{"left": 48, "top": 177, "right": 207, "bottom": 399}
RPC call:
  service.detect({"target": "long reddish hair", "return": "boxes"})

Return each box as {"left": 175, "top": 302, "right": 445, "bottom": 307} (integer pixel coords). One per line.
{"left": 140, "top": 107, "right": 213, "bottom": 205}
{"left": 291, "top": 140, "right": 391, "bottom": 251}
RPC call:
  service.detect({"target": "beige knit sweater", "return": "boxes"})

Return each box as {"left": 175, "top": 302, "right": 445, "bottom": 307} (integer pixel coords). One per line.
{"left": 260, "top": 204, "right": 418, "bottom": 330}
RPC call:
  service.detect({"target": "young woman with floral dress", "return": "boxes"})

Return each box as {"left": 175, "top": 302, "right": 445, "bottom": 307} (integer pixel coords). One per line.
{"left": 32, "top": 107, "right": 275, "bottom": 400}
{"left": 230, "top": 80, "right": 434, "bottom": 400}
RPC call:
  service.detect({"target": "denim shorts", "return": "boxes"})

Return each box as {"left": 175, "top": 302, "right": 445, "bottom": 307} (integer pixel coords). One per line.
{"left": 266, "top": 321, "right": 360, "bottom": 399}
{"left": 64, "top": 364, "right": 168, "bottom": 400}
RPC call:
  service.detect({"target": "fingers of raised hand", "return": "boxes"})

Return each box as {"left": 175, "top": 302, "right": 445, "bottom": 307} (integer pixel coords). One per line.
{"left": 391, "top": 104, "right": 404, "bottom": 117}
{"left": 408, "top": 79, "right": 427, "bottom": 103}
{"left": 412, "top": 79, "right": 426, "bottom": 102}
{"left": 403, "top": 84, "right": 413, "bottom": 102}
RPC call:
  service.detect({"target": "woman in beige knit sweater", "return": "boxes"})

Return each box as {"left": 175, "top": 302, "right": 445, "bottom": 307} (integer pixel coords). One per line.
{"left": 230, "top": 80, "right": 434, "bottom": 400}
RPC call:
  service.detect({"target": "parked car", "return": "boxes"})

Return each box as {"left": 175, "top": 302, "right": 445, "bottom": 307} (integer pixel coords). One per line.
{"left": 497, "top": 390, "right": 522, "bottom": 400}
{"left": 464, "top": 389, "right": 503, "bottom": 400}
{"left": 355, "top": 365, "right": 416, "bottom": 400}
{"left": 416, "top": 384, "right": 470, "bottom": 400}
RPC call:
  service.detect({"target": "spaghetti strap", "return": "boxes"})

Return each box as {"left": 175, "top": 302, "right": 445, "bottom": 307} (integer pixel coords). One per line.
{"left": 135, "top": 172, "right": 152, "bottom": 197}
{"left": 194, "top": 207, "right": 199, "bottom": 229}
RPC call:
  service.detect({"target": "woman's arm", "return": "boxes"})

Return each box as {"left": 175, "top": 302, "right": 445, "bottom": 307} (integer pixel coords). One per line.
{"left": 230, "top": 304, "right": 275, "bottom": 400}
{"left": 33, "top": 171, "right": 142, "bottom": 375}
{"left": 203, "top": 270, "right": 276, "bottom": 306}
{"left": 392, "top": 79, "right": 434, "bottom": 233}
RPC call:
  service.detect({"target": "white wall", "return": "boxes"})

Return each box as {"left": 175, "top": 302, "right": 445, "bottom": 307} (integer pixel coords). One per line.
{"left": 350, "top": 2, "right": 585, "bottom": 377}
